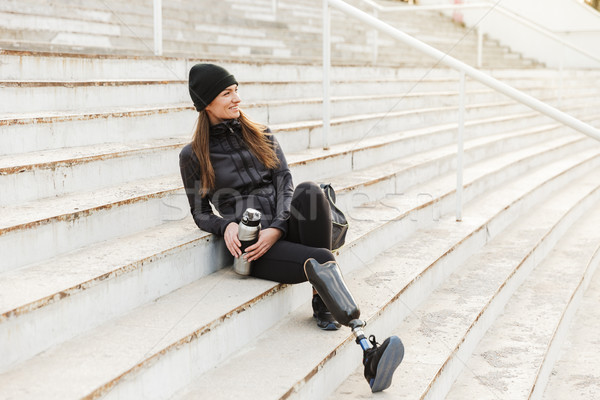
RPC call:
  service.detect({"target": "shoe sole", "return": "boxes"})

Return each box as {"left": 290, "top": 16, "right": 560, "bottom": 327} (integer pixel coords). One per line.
{"left": 371, "top": 336, "right": 404, "bottom": 392}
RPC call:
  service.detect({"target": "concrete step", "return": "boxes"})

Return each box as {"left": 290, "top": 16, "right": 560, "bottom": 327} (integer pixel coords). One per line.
{"left": 1, "top": 73, "right": 594, "bottom": 118}
{"left": 0, "top": 104, "right": 195, "bottom": 156}
{"left": 3, "top": 100, "right": 589, "bottom": 269}
{"left": 0, "top": 136, "right": 184, "bottom": 206}
{"left": 1, "top": 119, "right": 594, "bottom": 373}
{"left": 1, "top": 133, "right": 598, "bottom": 399}
{"left": 445, "top": 200, "right": 600, "bottom": 399}
{"left": 542, "top": 252, "right": 600, "bottom": 400}
{"left": 0, "top": 50, "right": 458, "bottom": 81}
{"left": 328, "top": 165, "right": 600, "bottom": 400}
{"left": 176, "top": 149, "right": 600, "bottom": 400}
{"left": 2, "top": 95, "right": 594, "bottom": 208}
{"left": 0, "top": 47, "right": 589, "bottom": 86}
{"left": 0, "top": 80, "right": 188, "bottom": 113}
{"left": 275, "top": 101, "right": 592, "bottom": 153}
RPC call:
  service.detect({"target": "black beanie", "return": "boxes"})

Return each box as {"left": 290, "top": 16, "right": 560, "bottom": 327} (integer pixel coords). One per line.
{"left": 188, "top": 64, "right": 238, "bottom": 111}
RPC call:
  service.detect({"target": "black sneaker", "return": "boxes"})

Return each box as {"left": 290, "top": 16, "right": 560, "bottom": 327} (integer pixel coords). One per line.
{"left": 312, "top": 294, "right": 341, "bottom": 330}
{"left": 363, "top": 335, "right": 404, "bottom": 392}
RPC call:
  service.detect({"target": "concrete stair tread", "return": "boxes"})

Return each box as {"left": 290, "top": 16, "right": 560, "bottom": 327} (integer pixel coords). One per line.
{"left": 0, "top": 136, "right": 186, "bottom": 172}
{"left": 542, "top": 251, "right": 600, "bottom": 399}
{"left": 271, "top": 102, "right": 535, "bottom": 134}
{"left": 0, "top": 102, "right": 192, "bottom": 121}
{"left": 327, "top": 168, "right": 600, "bottom": 400}
{"left": 0, "top": 174, "right": 180, "bottom": 232}
{"left": 0, "top": 89, "right": 487, "bottom": 124}
{"left": 0, "top": 78, "right": 185, "bottom": 86}
{"left": 0, "top": 218, "right": 206, "bottom": 320}
{"left": 446, "top": 200, "right": 600, "bottom": 399}
{"left": 175, "top": 150, "right": 600, "bottom": 400}
{"left": 0, "top": 266, "right": 283, "bottom": 399}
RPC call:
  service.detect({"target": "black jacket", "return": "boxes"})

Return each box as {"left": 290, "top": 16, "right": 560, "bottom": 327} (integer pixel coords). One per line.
{"left": 179, "top": 119, "right": 294, "bottom": 237}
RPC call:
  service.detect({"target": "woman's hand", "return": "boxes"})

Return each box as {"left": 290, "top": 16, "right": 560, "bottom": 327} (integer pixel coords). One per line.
{"left": 224, "top": 222, "right": 242, "bottom": 258}
{"left": 244, "top": 228, "right": 283, "bottom": 261}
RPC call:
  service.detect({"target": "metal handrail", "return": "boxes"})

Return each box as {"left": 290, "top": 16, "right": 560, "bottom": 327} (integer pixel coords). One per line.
{"left": 322, "top": 0, "right": 600, "bottom": 220}
{"left": 355, "top": 0, "right": 600, "bottom": 68}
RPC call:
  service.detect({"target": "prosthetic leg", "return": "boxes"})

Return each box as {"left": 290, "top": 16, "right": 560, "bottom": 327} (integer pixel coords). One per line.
{"left": 304, "top": 258, "right": 405, "bottom": 392}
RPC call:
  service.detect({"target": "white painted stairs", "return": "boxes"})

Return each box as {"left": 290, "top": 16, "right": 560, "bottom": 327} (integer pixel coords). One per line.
{"left": 1, "top": 1, "right": 600, "bottom": 399}
{"left": 0, "top": 0, "right": 541, "bottom": 68}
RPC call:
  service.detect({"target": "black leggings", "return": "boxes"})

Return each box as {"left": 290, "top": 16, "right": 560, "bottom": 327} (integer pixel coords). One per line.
{"left": 250, "top": 181, "right": 336, "bottom": 284}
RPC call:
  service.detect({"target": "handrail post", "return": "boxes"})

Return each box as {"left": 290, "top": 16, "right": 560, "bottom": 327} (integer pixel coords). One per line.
{"left": 558, "top": 43, "right": 565, "bottom": 108}
{"left": 323, "top": 0, "right": 331, "bottom": 150}
{"left": 153, "top": 0, "right": 163, "bottom": 56}
{"left": 372, "top": 7, "right": 379, "bottom": 64}
{"left": 476, "top": 27, "right": 483, "bottom": 68}
{"left": 456, "top": 71, "right": 466, "bottom": 222}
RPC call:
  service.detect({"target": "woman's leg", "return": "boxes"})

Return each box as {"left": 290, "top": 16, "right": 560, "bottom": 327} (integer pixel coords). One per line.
{"left": 250, "top": 240, "right": 333, "bottom": 284}
{"left": 286, "top": 181, "right": 332, "bottom": 249}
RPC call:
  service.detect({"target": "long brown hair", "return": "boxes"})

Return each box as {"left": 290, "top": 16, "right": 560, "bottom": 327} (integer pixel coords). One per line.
{"left": 191, "top": 110, "right": 280, "bottom": 196}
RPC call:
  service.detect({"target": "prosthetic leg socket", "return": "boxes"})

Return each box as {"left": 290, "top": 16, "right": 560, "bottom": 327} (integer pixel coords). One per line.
{"left": 304, "top": 258, "right": 360, "bottom": 327}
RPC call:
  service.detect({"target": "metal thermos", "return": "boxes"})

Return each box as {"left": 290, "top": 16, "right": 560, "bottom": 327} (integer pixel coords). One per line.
{"left": 232, "top": 208, "right": 261, "bottom": 276}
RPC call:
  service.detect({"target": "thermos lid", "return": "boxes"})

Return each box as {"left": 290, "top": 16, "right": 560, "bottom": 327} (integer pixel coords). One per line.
{"left": 242, "top": 208, "right": 261, "bottom": 226}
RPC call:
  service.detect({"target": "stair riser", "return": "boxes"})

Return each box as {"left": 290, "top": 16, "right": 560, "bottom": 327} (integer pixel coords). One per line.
{"left": 2, "top": 83, "right": 187, "bottom": 113}
{"left": 0, "top": 189, "right": 186, "bottom": 273}
{"left": 242, "top": 78, "right": 591, "bottom": 102}
{"left": 0, "top": 109, "right": 196, "bottom": 156}
{"left": 0, "top": 51, "right": 461, "bottom": 81}
{"left": 7, "top": 78, "right": 561, "bottom": 114}
{"left": 0, "top": 11, "right": 120, "bottom": 35}
{"left": 0, "top": 147, "right": 181, "bottom": 206}
{"left": 249, "top": 91, "right": 540, "bottom": 126}
{"left": 299, "top": 111, "right": 552, "bottom": 153}
{"left": 0, "top": 52, "right": 188, "bottom": 81}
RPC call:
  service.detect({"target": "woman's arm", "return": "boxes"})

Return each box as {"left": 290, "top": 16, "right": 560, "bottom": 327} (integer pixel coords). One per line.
{"left": 268, "top": 134, "right": 294, "bottom": 237}
{"left": 179, "top": 144, "right": 235, "bottom": 236}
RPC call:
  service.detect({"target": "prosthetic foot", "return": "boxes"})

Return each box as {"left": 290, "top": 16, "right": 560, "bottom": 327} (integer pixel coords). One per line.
{"left": 362, "top": 335, "right": 404, "bottom": 392}
{"left": 304, "top": 258, "right": 404, "bottom": 392}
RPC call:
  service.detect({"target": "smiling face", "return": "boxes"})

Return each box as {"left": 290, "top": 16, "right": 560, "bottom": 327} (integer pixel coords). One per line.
{"left": 205, "top": 84, "right": 241, "bottom": 125}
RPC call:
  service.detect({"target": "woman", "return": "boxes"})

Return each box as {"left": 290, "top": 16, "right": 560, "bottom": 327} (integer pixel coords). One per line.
{"left": 179, "top": 64, "right": 403, "bottom": 392}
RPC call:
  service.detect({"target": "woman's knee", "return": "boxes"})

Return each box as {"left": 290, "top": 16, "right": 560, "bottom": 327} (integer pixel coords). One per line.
{"left": 291, "top": 181, "right": 328, "bottom": 221}
{"left": 295, "top": 181, "right": 320, "bottom": 193}
{"left": 307, "top": 247, "right": 335, "bottom": 264}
